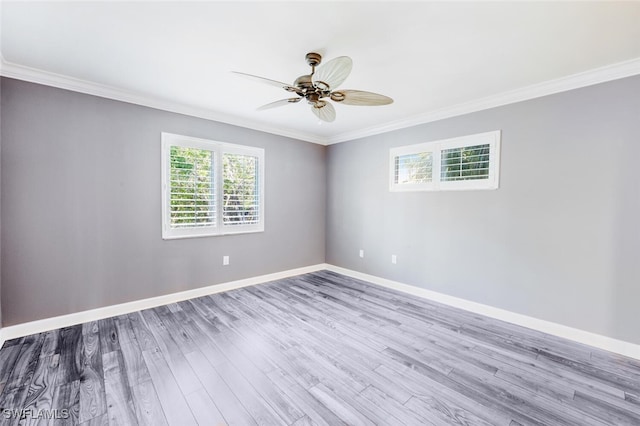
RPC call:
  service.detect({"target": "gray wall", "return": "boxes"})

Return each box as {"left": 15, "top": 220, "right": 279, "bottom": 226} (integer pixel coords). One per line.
{"left": 326, "top": 75, "right": 640, "bottom": 344}
{"left": 1, "top": 78, "right": 326, "bottom": 326}
{"left": 3, "top": 74, "right": 640, "bottom": 347}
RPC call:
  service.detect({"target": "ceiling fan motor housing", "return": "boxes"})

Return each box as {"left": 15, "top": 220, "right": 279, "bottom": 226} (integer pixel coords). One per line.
{"left": 306, "top": 92, "right": 320, "bottom": 105}
{"left": 294, "top": 74, "right": 313, "bottom": 89}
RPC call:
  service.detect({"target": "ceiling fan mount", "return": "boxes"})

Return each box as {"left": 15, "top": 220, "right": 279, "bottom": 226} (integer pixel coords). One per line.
{"left": 305, "top": 52, "right": 322, "bottom": 67}
{"left": 233, "top": 51, "right": 393, "bottom": 122}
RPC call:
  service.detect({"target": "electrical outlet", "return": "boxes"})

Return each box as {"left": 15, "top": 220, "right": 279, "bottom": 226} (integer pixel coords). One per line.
{"left": 223, "top": 255, "right": 229, "bottom": 266}
{"left": 359, "top": 249, "right": 364, "bottom": 258}
{"left": 391, "top": 255, "right": 397, "bottom": 264}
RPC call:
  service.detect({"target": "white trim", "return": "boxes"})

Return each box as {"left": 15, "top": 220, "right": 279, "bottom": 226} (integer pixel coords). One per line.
{"left": 3, "top": 262, "right": 640, "bottom": 361}
{"left": 327, "top": 57, "right": 640, "bottom": 145}
{"left": 325, "top": 265, "right": 640, "bottom": 361}
{"left": 1, "top": 56, "right": 640, "bottom": 146}
{"left": 0, "top": 59, "right": 326, "bottom": 145}
{"left": 0, "top": 263, "right": 328, "bottom": 347}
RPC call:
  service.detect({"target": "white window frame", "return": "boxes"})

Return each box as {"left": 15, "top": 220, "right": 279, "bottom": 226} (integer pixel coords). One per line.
{"left": 161, "top": 132, "right": 265, "bottom": 239}
{"left": 389, "top": 130, "right": 501, "bottom": 192}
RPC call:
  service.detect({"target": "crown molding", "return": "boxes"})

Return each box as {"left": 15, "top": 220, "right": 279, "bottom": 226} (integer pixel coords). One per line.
{"left": 326, "top": 57, "right": 640, "bottom": 144}
{"left": 0, "top": 58, "right": 328, "bottom": 145}
{"left": 2, "top": 56, "right": 639, "bottom": 146}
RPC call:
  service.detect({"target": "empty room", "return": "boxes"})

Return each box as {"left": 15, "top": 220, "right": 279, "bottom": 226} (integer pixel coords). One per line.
{"left": 1, "top": 1, "right": 640, "bottom": 425}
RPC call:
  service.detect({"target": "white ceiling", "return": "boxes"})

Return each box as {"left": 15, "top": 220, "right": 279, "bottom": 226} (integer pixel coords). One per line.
{"left": 2, "top": 1, "right": 640, "bottom": 144}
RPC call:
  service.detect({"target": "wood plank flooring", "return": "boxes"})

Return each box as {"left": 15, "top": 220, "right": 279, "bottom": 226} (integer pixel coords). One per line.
{"left": 1, "top": 270, "right": 640, "bottom": 425}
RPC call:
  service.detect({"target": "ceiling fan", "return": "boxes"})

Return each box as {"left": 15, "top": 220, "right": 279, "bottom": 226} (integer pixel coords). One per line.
{"left": 233, "top": 52, "right": 393, "bottom": 122}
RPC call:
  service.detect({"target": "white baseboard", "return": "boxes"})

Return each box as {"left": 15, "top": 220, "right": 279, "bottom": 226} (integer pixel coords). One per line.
{"left": 4, "top": 262, "right": 639, "bottom": 361}
{"left": 0, "top": 263, "right": 328, "bottom": 348}
{"left": 325, "top": 265, "right": 640, "bottom": 361}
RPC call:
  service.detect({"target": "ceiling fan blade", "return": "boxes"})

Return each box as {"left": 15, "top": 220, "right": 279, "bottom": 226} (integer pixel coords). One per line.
{"left": 257, "top": 97, "right": 301, "bottom": 111}
{"left": 310, "top": 101, "right": 336, "bottom": 122}
{"left": 232, "top": 71, "right": 297, "bottom": 92}
{"left": 312, "top": 56, "right": 352, "bottom": 91}
{"left": 330, "top": 90, "right": 393, "bottom": 106}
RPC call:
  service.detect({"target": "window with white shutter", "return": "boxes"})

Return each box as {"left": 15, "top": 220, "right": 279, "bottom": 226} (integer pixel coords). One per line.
{"left": 394, "top": 152, "right": 433, "bottom": 185}
{"left": 162, "top": 133, "right": 264, "bottom": 239}
{"left": 223, "top": 153, "right": 260, "bottom": 226}
{"left": 390, "top": 130, "right": 500, "bottom": 191}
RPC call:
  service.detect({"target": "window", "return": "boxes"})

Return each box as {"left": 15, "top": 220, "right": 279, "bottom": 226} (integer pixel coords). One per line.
{"left": 390, "top": 130, "right": 501, "bottom": 191}
{"left": 161, "top": 133, "right": 264, "bottom": 239}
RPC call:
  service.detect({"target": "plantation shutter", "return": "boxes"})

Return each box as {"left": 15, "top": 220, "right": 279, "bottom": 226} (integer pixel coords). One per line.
{"left": 222, "top": 153, "right": 260, "bottom": 225}
{"left": 394, "top": 152, "right": 433, "bottom": 184}
{"left": 389, "top": 131, "right": 500, "bottom": 192}
{"left": 162, "top": 133, "right": 265, "bottom": 239}
{"left": 440, "top": 144, "right": 491, "bottom": 182}
{"left": 169, "top": 146, "right": 216, "bottom": 229}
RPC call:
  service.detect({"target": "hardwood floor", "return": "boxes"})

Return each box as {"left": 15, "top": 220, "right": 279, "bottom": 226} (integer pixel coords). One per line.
{"left": 1, "top": 270, "right": 640, "bottom": 425}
